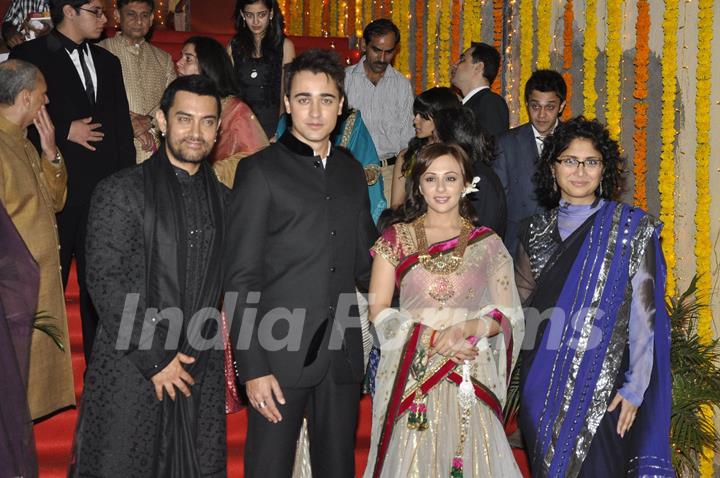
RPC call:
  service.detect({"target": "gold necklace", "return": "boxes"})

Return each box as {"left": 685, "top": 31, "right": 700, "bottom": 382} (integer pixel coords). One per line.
{"left": 413, "top": 215, "right": 472, "bottom": 275}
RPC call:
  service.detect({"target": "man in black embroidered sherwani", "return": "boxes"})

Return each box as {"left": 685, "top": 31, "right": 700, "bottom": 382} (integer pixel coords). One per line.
{"left": 70, "top": 75, "right": 227, "bottom": 477}
{"left": 225, "top": 50, "right": 377, "bottom": 477}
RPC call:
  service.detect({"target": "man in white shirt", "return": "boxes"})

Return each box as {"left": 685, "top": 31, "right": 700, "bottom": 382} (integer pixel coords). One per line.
{"left": 451, "top": 41, "right": 509, "bottom": 139}
{"left": 492, "top": 69, "right": 567, "bottom": 256}
{"left": 344, "top": 19, "right": 414, "bottom": 200}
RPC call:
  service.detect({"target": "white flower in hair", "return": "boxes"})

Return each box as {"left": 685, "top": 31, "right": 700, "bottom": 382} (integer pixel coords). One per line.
{"left": 461, "top": 176, "right": 481, "bottom": 198}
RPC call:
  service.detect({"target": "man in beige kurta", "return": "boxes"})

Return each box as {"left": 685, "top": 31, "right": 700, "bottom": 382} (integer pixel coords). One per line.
{"left": 0, "top": 59, "right": 74, "bottom": 420}
{"left": 99, "top": 0, "right": 176, "bottom": 163}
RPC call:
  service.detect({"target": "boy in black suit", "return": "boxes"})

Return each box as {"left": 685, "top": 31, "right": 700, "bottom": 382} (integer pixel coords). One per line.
{"left": 11, "top": 0, "right": 135, "bottom": 362}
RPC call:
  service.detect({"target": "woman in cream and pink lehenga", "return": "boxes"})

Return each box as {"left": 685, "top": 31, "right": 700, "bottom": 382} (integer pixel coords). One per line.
{"left": 363, "top": 143, "right": 524, "bottom": 478}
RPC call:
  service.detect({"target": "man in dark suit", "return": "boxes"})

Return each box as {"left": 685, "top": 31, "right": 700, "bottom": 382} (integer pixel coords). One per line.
{"left": 492, "top": 69, "right": 567, "bottom": 257}
{"left": 10, "top": 0, "right": 135, "bottom": 362}
{"left": 451, "top": 41, "right": 509, "bottom": 138}
{"left": 225, "top": 50, "right": 377, "bottom": 477}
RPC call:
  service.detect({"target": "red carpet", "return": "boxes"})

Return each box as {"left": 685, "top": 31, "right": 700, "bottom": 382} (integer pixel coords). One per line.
{"left": 33, "top": 264, "right": 372, "bottom": 477}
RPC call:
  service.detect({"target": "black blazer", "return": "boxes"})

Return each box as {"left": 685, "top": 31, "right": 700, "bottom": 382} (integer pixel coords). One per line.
{"left": 225, "top": 133, "right": 377, "bottom": 388}
{"left": 492, "top": 123, "right": 548, "bottom": 256}
{"left": 468, "top": 160, "right": 507, "bottom": 239}
{"left": 463, "top": 87, "right": 510, "bottom": 139}
{"left": 10, "top": 31, "right": 135, "bottom": 209}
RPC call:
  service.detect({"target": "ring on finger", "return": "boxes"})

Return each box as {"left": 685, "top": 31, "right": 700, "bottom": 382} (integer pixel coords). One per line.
{"left": 258, "top": 400, "right": 267, "bottom": 409}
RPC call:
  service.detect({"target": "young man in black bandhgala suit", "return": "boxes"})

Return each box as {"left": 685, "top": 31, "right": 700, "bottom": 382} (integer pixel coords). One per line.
{"left": 10, "top": 0, "right": 135, "bottom": 362}
{"left": 225, "top": 49, "right": 377, "bottom": 477}
{"left": 70, "top": 75, "right": 227, "bottom": 477}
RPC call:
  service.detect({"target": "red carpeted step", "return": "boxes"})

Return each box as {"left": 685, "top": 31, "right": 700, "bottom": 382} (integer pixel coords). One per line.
{"left": 33, "top": 262, "right": 373, "bottom": 477}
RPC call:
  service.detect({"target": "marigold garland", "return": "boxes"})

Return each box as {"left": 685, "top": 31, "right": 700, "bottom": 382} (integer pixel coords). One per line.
{"left": 309, "top": 0, "right": 322, "bottom": 35}
{"left": 321, "top": 0, "right": 330, "bottom": 36}
{"left": 694, "top": 0, "right": 715, "bottom": 472}
{"left": 536, "top": 0, "right": 552, "bottom": 69}
{"left": 363, "top": 0, "right": 372, "bottom": 37}
{"left": 396, "top": 0, "right": 411, "bottom": 77}
{"left": 282, "top": 0, "right": 291, "bottom": 35}
{"left": 519, "top": 0, "right": 533, "bottom": 124}
{"left": 450, "top": 0, "right": 461, "bottom": 66}
{"left": 347, "top": 0, "right": 356, "bottom": 38}
{"left": 632, "top": 0, "right": 649, "bottom": 210}
{"left": 562, "top": 0, "right": 574, "bottom": 119}
{"left": 438, "top": 0, "right": 451, "bottom": 86}
{"left": 302, "top": 0, "right": 310, "bottom": 36}
{"left": 659, "top": 0, "right": 678, "bottom": 293}
{"left": 415, "top": 0, "right": 425, "bottom": 94}
{"left": 582, "top": 0, "right": 598, "bottom": 118}
{"left": 374, "top": 0, "right": 382, "bottom": 21}
{"left": 426, "top": 0, "right": 439, "bottom": 86}
{"left": 462, "top": 0, "right": 478, "bottom": 50}
{"left": 491, "top": 0, "right": 503, "bottom": 94}
{"left": 291, "top": 0, "right": 303, "bottom": 36}
{"left": 605, "top": 0, "right": 622, "bottom": 141}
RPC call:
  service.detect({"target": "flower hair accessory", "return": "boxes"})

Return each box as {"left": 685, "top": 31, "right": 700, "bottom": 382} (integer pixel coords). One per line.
{"left": 461, "top": 177, "right": 480, "bottom": 198}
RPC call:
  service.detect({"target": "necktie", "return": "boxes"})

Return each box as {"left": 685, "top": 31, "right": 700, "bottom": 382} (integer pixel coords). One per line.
{"left": 77, "top": 45, "right": 95, "bottom": 106}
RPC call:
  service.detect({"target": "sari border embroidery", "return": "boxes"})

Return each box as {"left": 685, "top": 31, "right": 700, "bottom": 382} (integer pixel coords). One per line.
{"left": 372, "top": 323, "right": 421, "bottom": 478}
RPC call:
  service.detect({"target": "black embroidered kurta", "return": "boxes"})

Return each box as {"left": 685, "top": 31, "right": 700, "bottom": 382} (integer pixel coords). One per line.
{"left": 71, "top": 151, "right": 227, "bottom": 477}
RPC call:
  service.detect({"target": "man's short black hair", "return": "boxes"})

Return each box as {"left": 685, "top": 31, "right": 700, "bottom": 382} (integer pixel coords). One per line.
{"left": 524, "top": 69, "right": 567, "bottom": 104}
{"left": 469, "top": 42, "right": 501, "bottom": 85}
{"left": 116, "top": 0, "right": 155, "bottom": 10}
{"left": 50, "top": 0, "right": 91, "bottom": 25}
{"left": 284, "top": 49, "right": 345, "bottom": 100}
{"left": 362, "top": 18, "right": 400, "bottom": 45}
{"left": 160, "top": 75, "right": 221, "bottom": 118}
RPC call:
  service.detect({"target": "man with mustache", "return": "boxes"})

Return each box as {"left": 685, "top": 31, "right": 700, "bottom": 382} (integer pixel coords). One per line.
{"left": 344, "top": 18, "right": 414, "bottom": 201}
{"left": 71, "top": 75, "right": 228, "bottom": 477}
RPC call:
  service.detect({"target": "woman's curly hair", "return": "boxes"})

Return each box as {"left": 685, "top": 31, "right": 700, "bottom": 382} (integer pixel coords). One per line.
{"left": 534, "top": 115, "right": 626, "bottom": 208}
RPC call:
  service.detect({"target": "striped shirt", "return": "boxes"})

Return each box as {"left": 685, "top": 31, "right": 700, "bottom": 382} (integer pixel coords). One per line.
{"left": 344, "top": 57, "right": 415, "bottom": 160}
{"left": 3, "top": 0, "right": 49, "bottom": 27}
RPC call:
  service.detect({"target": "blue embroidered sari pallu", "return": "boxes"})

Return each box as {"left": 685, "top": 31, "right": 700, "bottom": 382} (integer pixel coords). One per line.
{"left": 517, "top": 201, "right": 674, "bottom": 477}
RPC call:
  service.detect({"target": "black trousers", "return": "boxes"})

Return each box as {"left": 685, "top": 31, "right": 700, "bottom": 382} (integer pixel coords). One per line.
{"left": 58, "top": 203, "right": 99, "bottom": 364}
{"left": 244, "top": 369, "right": 362, "bottom": 478}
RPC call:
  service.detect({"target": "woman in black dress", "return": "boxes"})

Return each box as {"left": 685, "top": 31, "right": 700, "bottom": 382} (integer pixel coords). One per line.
{"left": 229, "top": 0, "right": 295, "bottom": 138}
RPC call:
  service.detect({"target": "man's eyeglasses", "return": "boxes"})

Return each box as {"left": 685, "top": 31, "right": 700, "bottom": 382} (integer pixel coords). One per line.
{"left": 78, "top": 6, "right": 106, "bottom": 19}
{"left": 555, "top": 157, "right": 603, "bottom": 170}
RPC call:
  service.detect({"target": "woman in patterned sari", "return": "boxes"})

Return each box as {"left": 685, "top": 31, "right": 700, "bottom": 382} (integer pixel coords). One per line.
{"left": 516, "top": 117, "right": 673, "bottom": 477}
{"left": 364, "top": 143, "right": 524, "bottom": 478}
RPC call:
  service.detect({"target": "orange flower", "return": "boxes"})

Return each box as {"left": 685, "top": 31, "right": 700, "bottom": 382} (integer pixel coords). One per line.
{"left": 347, "top": 0, "right": 355, "bottom": 39}
{"left": 492, "top": 0, "right": 503, "bottom": 94}
{"left": 451, "top": 0, "right": 461, "bottom": 64}
{"left": 632, "top": 0, "right": 649, "bottom": 210}
{"left": 562, "top": 0, "right": 574, "bottom": 119}
{"left": 415, "top": 1, "right": 425, "bottom": 94}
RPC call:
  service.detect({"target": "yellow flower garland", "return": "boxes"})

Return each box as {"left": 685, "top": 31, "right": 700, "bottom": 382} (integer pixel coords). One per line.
{"left": 605, "top": 0, "right": 622, "bottom": 140}
{"left": 438, "top": 0, "right": 451, "bottom": 86}
{"left": 309, "top": 0, "right": 323, "bottom": 35}
{"left": 426, "top": 0, "right": 439, "bottom": 87}
{"left": 695, "top": 0, "right": 715, "bottom": 473}
{"left": 582, "top": 0, "right": 598, "bottom": 118}
{"left": 659, "top": 0, "right": 678, "bottom": 294}
{"left": 398, "top": 0, "right": 411, "bottom": 77}
{"left": 363, "top": 0, "right": 372, "bottom": 39}
{"left": 463, "top": 0, "right": 479, "bottom": 49}
{"left": 536, "top": 0, "right": 552, "bottom": 69}
{"left": 519, "top": 0, "right": 533, "bottom": 124}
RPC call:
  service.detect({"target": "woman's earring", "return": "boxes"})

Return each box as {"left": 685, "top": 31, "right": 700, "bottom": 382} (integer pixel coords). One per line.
{"left": 599, "top": 182, "right": 604, "bottom": 197}
{"left": 551, "top": 173, "right": 558, "bottom": 193}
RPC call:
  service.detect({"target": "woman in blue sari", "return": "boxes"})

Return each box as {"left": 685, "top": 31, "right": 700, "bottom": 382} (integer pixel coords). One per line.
{"left": 516, "top": 117, "right": 673, "bottom": 477}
